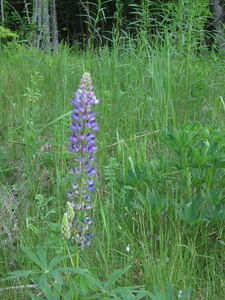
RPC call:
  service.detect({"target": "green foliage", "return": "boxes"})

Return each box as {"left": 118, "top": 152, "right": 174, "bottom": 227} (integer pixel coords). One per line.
{"left": 118, "top": 122, "right": 225, "bottom": 228}
{"left": 0, "top": 26, "right": 18, "bottom": 39}
{"left": 1, "top": 245, "right": 151, "bottom": 299}
{"left": 134, "top": 188, "right": 167, "bottom": 216}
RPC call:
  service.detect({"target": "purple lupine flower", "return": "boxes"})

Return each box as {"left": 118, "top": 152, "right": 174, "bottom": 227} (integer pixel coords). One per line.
{"left": 61, "top": 72, "right": 99, "bottom": 248}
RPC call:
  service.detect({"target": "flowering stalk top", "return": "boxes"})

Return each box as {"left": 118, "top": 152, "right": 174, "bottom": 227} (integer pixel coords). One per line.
{"left": 61, "top": 72, "right": 99, "bottom": 248}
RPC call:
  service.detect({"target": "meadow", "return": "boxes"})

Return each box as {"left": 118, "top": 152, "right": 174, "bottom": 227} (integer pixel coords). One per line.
{"left": 0, "top": 38, "right": 225, "bottom": 299}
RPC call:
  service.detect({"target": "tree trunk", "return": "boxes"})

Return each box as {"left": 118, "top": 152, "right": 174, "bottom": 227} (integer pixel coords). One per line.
{"left": 210, "top": 0, "right": 225, "bottom": 54}
{"left": 32, "top": 0, "right": 38, "bottom": 48}
{"left": 43, "top": 0, "right": 50, "bottom": 51}
{"left": 50, "top": 0, "right": 58, "bottom": 52}
{"left": 1, "top": 0, "right": 4, "bottom": 25}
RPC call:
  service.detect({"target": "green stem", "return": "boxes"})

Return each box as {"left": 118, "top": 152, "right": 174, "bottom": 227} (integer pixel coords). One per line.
{"left": 66, "top": 244, "right": 80, "bottom": 300}
{"left": 47, "top": 274, "right": 68, "bottom": 300}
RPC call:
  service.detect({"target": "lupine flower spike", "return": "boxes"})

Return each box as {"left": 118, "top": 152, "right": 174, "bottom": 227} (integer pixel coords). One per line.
{"left": 61, "top": 72, "right": 99, "bottom": 248}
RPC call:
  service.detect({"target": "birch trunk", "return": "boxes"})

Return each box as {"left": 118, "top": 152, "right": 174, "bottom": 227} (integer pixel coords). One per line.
{"left": 50, "top": 0, "right": 58, "bottom": 52}
{"left": 43, "top": 0, "right": 50, "bottom": 51}
{"left": 1, "top": 0, "right": 4, "bottom": 25}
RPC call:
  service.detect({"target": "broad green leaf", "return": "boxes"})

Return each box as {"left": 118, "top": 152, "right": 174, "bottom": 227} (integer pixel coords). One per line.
{"left": 103, "top": 265, "right": 131, "bottom": 291}
{"left": 21, "top": 246, "right": 43, "bottom": 269}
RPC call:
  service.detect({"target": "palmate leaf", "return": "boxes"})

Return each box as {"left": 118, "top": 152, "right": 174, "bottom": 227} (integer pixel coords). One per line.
{"left": 79, "top": 271, "right": 103, "bottom": 295}
{"left": 61, "top": 267, "right": 103, "bottom": 296}
{"left": 48, "top": 254, "right": 76, "bottom": 270}
{"left": 21, "top": 245, "right": 43, "bottom": 269}
{"left": 22, "top": 245, "right": 76, "bottom": 272}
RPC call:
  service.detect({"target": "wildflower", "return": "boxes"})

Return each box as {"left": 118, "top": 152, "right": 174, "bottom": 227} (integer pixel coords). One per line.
{"left": 178, "top": 290, "right": 183, "bottom": 298}
{"left": 61, "top": 72, "right": 99, "bottom": 248}
{"left": 126, "top": 246, "right": 130, "bottom": 252}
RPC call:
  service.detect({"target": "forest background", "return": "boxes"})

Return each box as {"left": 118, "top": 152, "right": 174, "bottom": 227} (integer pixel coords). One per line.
{"left": 1, "top": 0, "right": 225, "bottom": 52}
{"left": 0, "top": 0, "right": 225, "bottom": 300}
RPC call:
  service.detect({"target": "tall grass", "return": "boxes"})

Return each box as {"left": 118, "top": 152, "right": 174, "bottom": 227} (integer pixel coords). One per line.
{"left": 1, "top": 16, "right": 225, "bottom": 300}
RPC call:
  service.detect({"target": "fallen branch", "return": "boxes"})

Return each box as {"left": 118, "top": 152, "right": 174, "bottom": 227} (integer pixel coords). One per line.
{"left": 99, "top": 130, "right": 160, "bottom": 151}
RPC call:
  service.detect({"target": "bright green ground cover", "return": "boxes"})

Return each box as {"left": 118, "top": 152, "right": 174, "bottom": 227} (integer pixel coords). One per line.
{"left": 0, "top": 41, "right": 225, "bottom": 299}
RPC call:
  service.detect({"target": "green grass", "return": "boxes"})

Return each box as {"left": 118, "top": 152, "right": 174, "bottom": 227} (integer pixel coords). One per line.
{"left": 0, "top": 40, "right": 225, "bottom": 299}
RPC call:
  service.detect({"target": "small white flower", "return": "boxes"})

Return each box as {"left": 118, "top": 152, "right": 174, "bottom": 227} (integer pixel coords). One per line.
{"left": 178, "top": 290, "right": 183, "bottom": 298}
{"left": 126, "top": 246, "right": 130, "bottom": 252}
